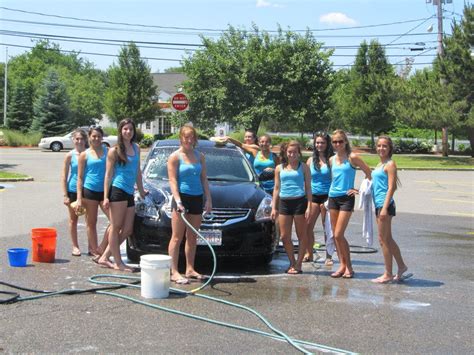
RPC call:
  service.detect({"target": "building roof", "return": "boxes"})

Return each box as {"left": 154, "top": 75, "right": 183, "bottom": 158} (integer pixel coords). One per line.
{"left": 151, "top": 73, "right": 187, "bottom": 96}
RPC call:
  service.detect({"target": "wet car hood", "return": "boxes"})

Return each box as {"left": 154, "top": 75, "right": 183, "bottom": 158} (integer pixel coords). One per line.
{"left": 144, "top": 178, "right": 265, "bottom": 209}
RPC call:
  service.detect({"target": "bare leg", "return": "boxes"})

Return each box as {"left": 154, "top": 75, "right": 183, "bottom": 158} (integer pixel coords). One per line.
{"left": 304, "top": 202, "right": 321, "bottom": 261}
{"left": 279, "top": 214, "right": 296, "bottom": 270}
{"left": 184, "top": 213, "right": 203, "bottom": 278}
{"left": 330, "top": 209, "right": 353, "bottom": 276}
{"left": 293, "top": 214, "right": 308, "bottom": 271}
{"left": 169, "top": 210, "right": 187, "bottom": 282}
{"left": 67, "top": 205, "right": 80, "bottom": 255}
{"left": 373, "top": 215, "right": 394, "bottom": 283}
{"left": 82, "top": 199, "right": 100, "bottom": 256}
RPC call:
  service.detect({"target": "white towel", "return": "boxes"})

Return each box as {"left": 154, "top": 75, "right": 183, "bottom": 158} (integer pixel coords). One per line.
{"left": 358, "top": 178, "right": 374, "bottom": 246}
{"left": 323, "top": 200, "right": 335, "bottom": 256}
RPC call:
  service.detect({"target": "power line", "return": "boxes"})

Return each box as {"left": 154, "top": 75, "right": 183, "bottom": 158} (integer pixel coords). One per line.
{"left": 0, "top": 6, "right": 436, "bottom": 33}
{"left": 0, "top": 18, "right": 440, "bottom": 39}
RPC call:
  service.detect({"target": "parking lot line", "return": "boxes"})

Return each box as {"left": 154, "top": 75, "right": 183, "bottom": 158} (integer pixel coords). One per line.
{"left": 432, "top": 198, "right": 474, "bottom": 204}
{"left": 420, "top": 188, "right": 474, "bottom": 196}
{"left": 416, "top": 180, "right": 474, "bottom": 187}
{"left": 449, "top": 212, "right": 474, "bottom": 218}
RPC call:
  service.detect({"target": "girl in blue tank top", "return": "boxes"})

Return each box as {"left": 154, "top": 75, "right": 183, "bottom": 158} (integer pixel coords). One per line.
{"left": 304, "top": 132, "right": 334, "bottom": 265}
{"left": 61, "top": 128, "right": 87, "bottom": 257}
{"left": 254, "top": 134, "right": 279, "bottom": 195}
{"left": 371, "top": 136, "right": 409, "bottom": 284}
{"left": 271, "top": 140, "right": 312, "bottom": 275}
{"left": 224, "top": 129, "right": 259, "bottom": 166}
{"left": 76, "top": 126, "right": 110, "bottom": 258}
{"left": 98, "top": 119, "right": 146, "bottom": 272}
{"left": 167, "top": 125, "right": 212, "bottom": 284}
{"left": 327, "top": 130, "right": 371, "bottom": 279}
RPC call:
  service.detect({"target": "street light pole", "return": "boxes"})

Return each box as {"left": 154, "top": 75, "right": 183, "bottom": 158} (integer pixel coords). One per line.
{"left": 3, "top": 47, "right": 7, "bottom": 127}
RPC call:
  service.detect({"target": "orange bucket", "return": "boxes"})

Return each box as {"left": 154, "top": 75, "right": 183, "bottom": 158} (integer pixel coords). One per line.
{"left": 31, "top": 228, "right": 57, "bottom": 263}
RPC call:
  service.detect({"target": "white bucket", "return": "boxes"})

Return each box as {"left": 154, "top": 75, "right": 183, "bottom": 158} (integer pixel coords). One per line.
{"left": 140, "top": 254, "right": 172, "bottom": 299}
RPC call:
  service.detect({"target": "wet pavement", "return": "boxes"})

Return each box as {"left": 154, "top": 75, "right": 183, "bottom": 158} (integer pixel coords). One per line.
{"left": 0, "top": 148, "right": 473, "bottom": 354}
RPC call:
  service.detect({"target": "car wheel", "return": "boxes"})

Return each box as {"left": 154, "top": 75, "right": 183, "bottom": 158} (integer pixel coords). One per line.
{"left": 50, "top": 142, "right": 63, "bottom": 152}
{"left": 126, "top": 238, "right": 142, "bottom": 263}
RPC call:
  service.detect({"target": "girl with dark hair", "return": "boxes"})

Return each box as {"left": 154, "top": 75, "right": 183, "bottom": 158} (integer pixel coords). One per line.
{"left": 76, "top": 126, "right": 110, "bottom": 257}
{"left": 254, "top": 134, "right": 279, "bottom": 195}
{"left": 304, "top": 132, "right": 334, "bottom": 264}
{"left": 224, "top": 129, "right": 259, "bottom": 165}
{"left": 61, "top": 128, "right": 87, "bottom": 256}
{"left": 371, "top": 136, "right": 410, "bottom": 283}
{"left": 271, "top": 140, "right": 312, "bottom": 274}
{"left": 328, "top": 129, "right": 371, "bottom": 279}
{"left": 167, "top": 125, "right": 212, "bottom": 284}
{"left": 99, "top": 118, "right": 146, "bottom": 272}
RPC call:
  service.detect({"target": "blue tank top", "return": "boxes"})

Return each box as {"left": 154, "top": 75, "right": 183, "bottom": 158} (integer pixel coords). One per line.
{"left": 245, "top": 152, "right": 255, "bottom": 166}
{"left": 83, "top": 146, "right": 108, "bottom": 192}
{"left": 111, "top": 144, "right": 140, "bottom": 195}
{"left": 178, "top": 151, "right": 203, "bottom": 196}
{"left": 329, "top": 156, "right": 356, "bottom": 198}
{"left": 310, "top": 161, "right": 331, "bottom": 195}
{"left": 371, "top": 162, "right": 394, "bottom": 208}
{"left": 279, "top": 163, "right": 305, "bottom": 199}
{"left": 67, "top": 150, "right": 79, "bottom": 193}
{"left": 254, "top": 151, "right": 275, "bottom": 192}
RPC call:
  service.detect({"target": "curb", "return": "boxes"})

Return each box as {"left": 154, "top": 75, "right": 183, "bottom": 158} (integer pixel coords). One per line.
{"left": 0, "top": 177, "right": 34, "bottom": 182}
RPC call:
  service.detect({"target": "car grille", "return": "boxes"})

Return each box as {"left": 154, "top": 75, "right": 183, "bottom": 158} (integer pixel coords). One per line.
{"left": 201, "top": 208, "right": 250, "bottom": 227}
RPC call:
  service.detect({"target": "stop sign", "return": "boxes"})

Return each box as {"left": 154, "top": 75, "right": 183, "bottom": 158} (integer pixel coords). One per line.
{"left": 171, "top": 93, "right": 189, "bottom": 111}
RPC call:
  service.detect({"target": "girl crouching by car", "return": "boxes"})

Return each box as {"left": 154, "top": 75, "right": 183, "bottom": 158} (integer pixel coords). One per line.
{"left": 271, "top": 140, "right": 312, "bottom": 275}
{"left": 167, "top": 125, "right": 212, "bottom": 284}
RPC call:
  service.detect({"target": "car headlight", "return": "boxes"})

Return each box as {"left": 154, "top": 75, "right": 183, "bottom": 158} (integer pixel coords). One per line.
{"left": 255, "top": 195, "right": 272, "bottom": 222}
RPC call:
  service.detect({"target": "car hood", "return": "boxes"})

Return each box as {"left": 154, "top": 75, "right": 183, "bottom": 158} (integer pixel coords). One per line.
{"left": 144, "top": 179, "right": 265, "bottom": 209}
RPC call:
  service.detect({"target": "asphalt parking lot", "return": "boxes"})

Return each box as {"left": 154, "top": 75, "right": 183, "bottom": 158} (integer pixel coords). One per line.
{"left": 0, "top": 148, "right": 473, "bottom": 354}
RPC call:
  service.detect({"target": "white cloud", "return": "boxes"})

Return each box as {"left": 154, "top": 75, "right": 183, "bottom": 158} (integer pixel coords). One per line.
{"left": 256, "top": 0, "right": 271, "bottom": 7}
{"left": 256, "top": 0, "right": 284, "bottom": 8}
{"left": 319, "top": 12, "right": 357, "bottom": 26}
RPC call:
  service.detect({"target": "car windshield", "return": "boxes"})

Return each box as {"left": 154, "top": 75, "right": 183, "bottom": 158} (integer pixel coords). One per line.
{"left": 145, "top": 146, "right": 254, "bottom": 182}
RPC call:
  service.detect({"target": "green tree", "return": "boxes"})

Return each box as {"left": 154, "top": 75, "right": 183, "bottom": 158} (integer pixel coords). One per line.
{"left": 395, "top": 68, "right": 457, "bottom": 137}
{"left": 435, "top": 4, "right": 474, "bottom": 156}
{"left": 183, "top": 26, "right": 334, "bottom": 134}
{"left": 104, "top": 42, "right": 158, "bottom": 126}
{"left": 6, "top": 82, "right": 34, "bottom": 132}
{"left": 339, "top": 40, "right": 397, "bottom": 147}
{"left": 31, "top": 69, "right": 70, "bottom": 135}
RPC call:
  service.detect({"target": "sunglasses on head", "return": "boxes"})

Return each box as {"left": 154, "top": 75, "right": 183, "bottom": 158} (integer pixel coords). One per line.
{"left": 90, "top": 124, "right": 102, "bottom": 129}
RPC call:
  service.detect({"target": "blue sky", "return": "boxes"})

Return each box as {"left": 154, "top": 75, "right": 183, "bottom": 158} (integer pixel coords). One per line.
{"left": 0, "top": 0, "right": 470, "bottom": 73}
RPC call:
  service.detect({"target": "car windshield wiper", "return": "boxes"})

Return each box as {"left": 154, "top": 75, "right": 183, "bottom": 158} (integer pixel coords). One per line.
{"left": 207, "top": 177, "right": 250, "bottom": 182}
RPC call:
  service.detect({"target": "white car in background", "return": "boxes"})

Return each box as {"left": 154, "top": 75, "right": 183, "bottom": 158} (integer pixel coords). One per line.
{"left": 38, "top": 128, "right": 117, "bottom": 152}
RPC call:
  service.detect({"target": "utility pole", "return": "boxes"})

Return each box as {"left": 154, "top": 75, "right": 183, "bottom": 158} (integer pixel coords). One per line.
{"left": 3, "top": 47, "right": 7, "bottom": 127}
{"left": 428, "top": 0, "right": 450, "bottom": 156}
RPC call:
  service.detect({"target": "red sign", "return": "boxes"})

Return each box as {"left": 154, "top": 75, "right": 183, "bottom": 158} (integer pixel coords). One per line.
{"left": 171, "top": 93, "right": 189, "bottom": 111}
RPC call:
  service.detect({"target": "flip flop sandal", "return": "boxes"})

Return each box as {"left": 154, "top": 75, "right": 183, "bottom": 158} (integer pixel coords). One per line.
{"left": 394, "top": 272, "right": 413, "bottom": 282}
{"left": 172, "top": 278, "right": 190, "bottom": 285}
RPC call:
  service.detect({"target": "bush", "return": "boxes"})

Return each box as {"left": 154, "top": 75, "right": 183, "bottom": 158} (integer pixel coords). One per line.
{"left": 270, "top": 136, "right": 292, "bottom": 145}
{"left": 140, "top": 134, "right": 154, "bottom": 148}
{"left": 135, "top": 128, "right": 144, "bottom": 143}
{"left": 0, "top": 129, "right": 42, "bottom": 147}
{"left": 103, "top": 126, "right": 117, "bottom": 136}
{"left": 168, "top": 130, "right": 209, "bottom": 140}
{"left": 351, "top": 139, "right": 360, "bottom": 147}
{"left": 394, "top": 139, "right": 432, "bottom": 154}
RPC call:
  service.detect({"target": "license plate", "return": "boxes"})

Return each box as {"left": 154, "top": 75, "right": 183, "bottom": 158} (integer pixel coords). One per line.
{"left": 197, "top": 229, "right": 222, "bottom": 246}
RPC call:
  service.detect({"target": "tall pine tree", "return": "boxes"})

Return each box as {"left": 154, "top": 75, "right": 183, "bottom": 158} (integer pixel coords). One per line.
{"left": 104, "top": 42, "right": 158, "bottom": 125}
{"left": 6, "top": 83, "right": 34, "bottom": 132}
{"left": 31, "top": 69, "right": 70, "bottom": 136}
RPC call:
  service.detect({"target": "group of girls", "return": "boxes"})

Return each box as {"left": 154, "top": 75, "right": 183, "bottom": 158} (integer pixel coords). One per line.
{"left": 237, "top": 129, "right": 409, "bottom": 283}
{"left": 62, "top": 119, "right": 146, "bottom": 272}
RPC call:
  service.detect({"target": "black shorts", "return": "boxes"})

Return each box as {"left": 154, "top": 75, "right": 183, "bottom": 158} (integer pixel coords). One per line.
{"left": 83, "top": 187, "right": 104, "bottom": 202}
{"left": 375, "top": 201, "right": 396, "bottom": 217}
{"left": 279, "top": 196, "right": 307, "bottom": 216}
{"left": 172, "top": 193, "right": 203, "bottom": 215}
{"left": 67, "top": 191, "right": 77, "bottom": 203}
{"left": 109, "top": 186, "right": 135, "bottom": 207}
{"left": 328, "top": 195, "right": 355, "bottom": 212}
{"left": 312, "top": 194, "right": 328, "bottom": 204}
